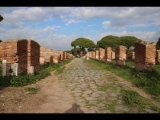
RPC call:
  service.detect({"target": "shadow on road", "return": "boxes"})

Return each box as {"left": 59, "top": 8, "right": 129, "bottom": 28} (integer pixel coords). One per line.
{"left": 64, "top": 103, "right": 84, "bottom": 113}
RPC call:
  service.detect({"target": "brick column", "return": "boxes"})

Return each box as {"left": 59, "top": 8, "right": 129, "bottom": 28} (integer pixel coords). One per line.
{"left": 99, "top": 48, "right": 105, "bottom": 61}
{"left": 95, "top": 49, "right": 99, "bottom": 60}
{"left": 135, "top": 41, "right": 156, "bottom": 71}
{"left": 156, "top": 50, "right": 160, "bottom": 64}
{"left": 105, "top": 47, "right": 112, "bottom": 63}
{"left": 115, "top": 45, "right": 127, "bottom": 66}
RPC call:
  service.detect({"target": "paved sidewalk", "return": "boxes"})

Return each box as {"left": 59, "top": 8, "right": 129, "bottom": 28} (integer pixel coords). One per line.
{"left": 59, "top": 58, "right": 159, "bottom": 113}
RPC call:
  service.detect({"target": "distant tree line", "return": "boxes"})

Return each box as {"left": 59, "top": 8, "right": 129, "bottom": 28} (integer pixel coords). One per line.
{"left": 70, "top": 35, "right": 143, "bottom": 57}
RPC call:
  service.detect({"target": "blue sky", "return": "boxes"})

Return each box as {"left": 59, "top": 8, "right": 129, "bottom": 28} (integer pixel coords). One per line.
{"left": 0, "top": 7, "right": 160, "bottom": 51}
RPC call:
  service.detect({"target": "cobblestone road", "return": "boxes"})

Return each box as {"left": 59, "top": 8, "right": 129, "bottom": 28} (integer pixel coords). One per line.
{"left": 58, "top": 58, "right": 158, "bottom": 113}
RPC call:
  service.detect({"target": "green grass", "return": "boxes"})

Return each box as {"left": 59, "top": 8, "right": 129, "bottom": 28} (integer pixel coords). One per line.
{"left": 0, "top": 58, "right": 74, "bottom": 87}
{"left": 121, "top": 89, "right": 142, "bottom": 106}
{"left": 84, "top": 59, "right": 160, "bottom": 102}
{"left": 55, "top": 66, "right": 66, "bottom": 74}
{"left": 120, "top": 89, "right": 160, "bottom": 112}
{"left": 25, "top": 87, "right": 40, "bottom": 94}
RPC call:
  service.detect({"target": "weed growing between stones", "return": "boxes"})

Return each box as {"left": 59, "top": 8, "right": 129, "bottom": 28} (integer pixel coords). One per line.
{"left": 55, "top": 66, "right": 66, "bottom": 74}
{"left": 84, "top": 59, "right": 160, "bottom": 102}
{"left": 121, "top": 89, "right": 142, "bottom": 106}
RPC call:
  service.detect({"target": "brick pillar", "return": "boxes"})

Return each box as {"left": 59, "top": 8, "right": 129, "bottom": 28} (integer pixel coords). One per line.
{"left": 2, "top": 60, "right": 6, "bottom": 77}
{"left": 99, "top": 48, "right": 105, "bottom": 61}
{"left": 89, "top": 51, "right": 92, "bottom": 58}
{"left": 92, "top": 51, "right": 95, "bottom": 59}
{"left": 27, "top": 40, "right": 31, "bottom": 67}
{"left": 105, "top": 47, "right": 112, "bottom": 63}
{"left": 95, "top": 49, "right": 99, "bottom": 60}
{"left": 135, "top": 41, "right": 156, "bottom": 71}
{"left": 115, "top": 45, "right": 127, "bottom": 66}
{"left": 111, "top": 51, "right": 115, "bottom": 59}
{"left": 91, "top": 51, "right": 93, "bottom": 59}
{"left": 156, "top": 50, "right": 160, "bottom": 64}
{"left": 87, "top": 52, "right": 89, "bottom": 58}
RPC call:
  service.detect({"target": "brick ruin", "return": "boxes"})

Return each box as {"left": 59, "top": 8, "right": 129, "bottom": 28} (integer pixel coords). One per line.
{"left": 95, "top": 49, "right": 100, "bottom": 60}
{"left": 127, "top": 51, "right": 135, "bottom": 61}
{"left": 86, "top": 52, "right": 90, "bottom": 58}
{"left": 115, "top": 45, "right": 127, "bottom": 66}
{"left": 40, "top": 45, "right": 63, "bottom": 64}
{"left": 63, "top": 52, "right": 67, "bottom": 60}
{"left": 99, "top": 48, "right": 105, "bottom": 61}
{"left": 105, "top": 47, "right": 112, "bottom": 62}
{"left": 156, "top": 50, "right": 160, "bottom": 64}
{"left": 0, "top": 39, "right": 40, "bottom": 76}
{"left": 68, "top": 53, "right": 74, "bottom": 59}
{"left": 90, "top": 51, "right": 92, "bottom": 58}
{"left": 135, "top": 41, "right": 156, "bottom": 71}
{"left": 58, "top": 51, "right": 64, "bottom": 61}
{"left": 52, "top": 51, "right": 61, "bottom": 63}
{"left": 40, "top": 45, "right": 53, "bottom": 64}
{"left": 91, "top": 51, "right": 93, "bottom": 59}
{"left": 111, "top": 51, "right": 115, "bottom": 59}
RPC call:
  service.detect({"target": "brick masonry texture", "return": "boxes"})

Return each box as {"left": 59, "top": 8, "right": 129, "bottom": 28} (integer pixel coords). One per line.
{"left": 105, "top": 47, "right": 112, "bottom": 62}
{"left": 99, "top": 48, "right": 105, "bottom": 61}
{"left": 115, "top": 45, "right": 127, "bottom": 66}
{"left": 135, "top": 41, "right": 156, "bottom": 71}
{"left": 0, "top": 39, "right": 40, "bottom": 75}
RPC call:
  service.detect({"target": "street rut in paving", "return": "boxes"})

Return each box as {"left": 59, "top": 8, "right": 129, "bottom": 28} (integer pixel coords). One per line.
{"left": 58, "top": 58, "right": 159, "bottom": 113}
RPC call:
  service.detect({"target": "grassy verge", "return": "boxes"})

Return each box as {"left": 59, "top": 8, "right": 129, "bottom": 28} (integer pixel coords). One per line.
{"left": 84, "top": 58, "right": 160, "bottom": 102}
{"left": 0, "top": 58, "right": 74, "bottom": 87}
{"left": 25, "top": 87, "right": 40, "bottom": 94}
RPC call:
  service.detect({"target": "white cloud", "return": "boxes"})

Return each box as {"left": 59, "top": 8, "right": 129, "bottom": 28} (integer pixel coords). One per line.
{"left": 0, "top": 25, "right": 76, "bottom": 51}
{"left": 1, "top": 7, "right": 160, "bottom": 50}
{"left": 102, "top": 21, "right": 111, "bottom": 28}
{"left": 43, "top": 26, "right": 60, "bottom": 32}
{"left": 1, "top": 7, "right": 160, "bottom": 29}
{"left": 65, "top": 19, "right": 80, "bottom": 26}
{"left": 0, "top": 7, "right": 74, "bottom": 28}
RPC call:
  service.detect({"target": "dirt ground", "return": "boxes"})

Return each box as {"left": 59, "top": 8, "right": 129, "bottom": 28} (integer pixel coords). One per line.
{"left": 1, "top": 58, "right": 160, "bottom": 113}
{"left": 0, "top": 59, "right": 83, "bottom": 113}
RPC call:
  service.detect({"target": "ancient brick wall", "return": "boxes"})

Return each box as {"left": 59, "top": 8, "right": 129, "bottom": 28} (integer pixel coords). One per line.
{"left": 52, "top": 50, "right": 64, "bottom": 61}
{"left": 17, "top": 40, "right": 28, "bottom": 74}
{"left": 99, "top": 48, "right": 105, "bottom": 61}
{"left": 92, "top": 51, "right": 96, "bottom": 59}
{"left": 115, "top": 45, "right": 127, "bottom": 65}
{"left": 86, "top": 52, "right": 89, "bottom": 57}
{"left": 105, "top": 47, "right": 112, "bottom": 62}
{"left": 1, "top": 39, "right": 40, "bottom": 76}
{"left": 40, "top": 45, "right": 57, "bottom": 63}
{"left": 0, "top": 42, "right": 4, "bottom": 60}
{"left": 29, "top": 40, "right": 40, "bottom": 73}
{"left": 1, "top": 40, "right": 18, "bottom": 63}
{"left": 90, "top": 51, "right": 93, "bottom": 59}
{"left": 44, "top": 55, "right": 53, "bottom": 63}
{"left": 135, "top": 41, "right": 156, "bottom": 71}
{"left": 52, "top": 51, "right": 61, "bottom": 63}
{"left": 59, "top": 51, "right": 64, "bottom": 61}
{"left": 68, "top": 53, "right": 73, "bottom": 59}
{"left": 40, "top": 56, "right": 45, "bottom": 64}
{"left": 156, "top": 50, "right": 160, "bottom": 64}
{"left": 64, "top": 52, "right": 67, "bottom": 60}
{"left": 88, "top": 52, "right": 90, "bottom": 58}
{"left": 95, "top": 49, "right": 99, "bottom": 60}
{"left": 111, "top": 51, "right": 115, "bottom": 59}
